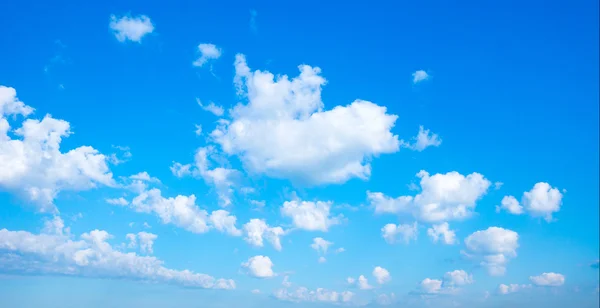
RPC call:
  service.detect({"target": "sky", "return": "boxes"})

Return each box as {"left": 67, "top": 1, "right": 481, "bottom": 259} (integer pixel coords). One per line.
{"left": 0, "top": 0, "right": 599, "bottom": 307}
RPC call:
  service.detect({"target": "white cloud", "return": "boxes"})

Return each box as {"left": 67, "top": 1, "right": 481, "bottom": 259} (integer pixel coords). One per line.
{"left": 412, "top": 70, "right": 429, "bottom": 84}
{"left": 129, "top": 171, "right": 159, "bottom": 183}
{"left": 0, "top": 85, "right": 115, "bottom": 213}
{"left": 196, "top": 99, "right": 225, "bottom": 117}
{"left": 193, "top": 43, "right": 222, "bottom": 68}
{"left": 402, "top": 126, "right": 442, "bottom": 151}
{"left": 170, "top": 146, "right": 237, "bottom": 207}
{"left": 494, "top": 182, "right": 504, "bottom": 190}
{"left": 106, "top": 197, "right": 128, "bottom": 206}
{"left": 318, "top": 256, "right": 327, "bottom": 263}
{"left": 498, "top": 183, "right": 564, "bottom": 222}
{"left": 464, "top": 227, "right": 519, "bottom": 276}
{"left": 210, "top": 210, "right": 242, "bottom": 236}
{"left": 281, "top": 200, "right": 341, "bottom": 231}
{"left": 242, "top": 218, "right": 284, "bottom": 251}
{"left": 427, "top": 222, "right": 456, "bottom": 245}
{"left": 0, "top": 224, "right": 234, "bottom": 289}
{"left": 357, "top": 275, "right": 373, "bottom": 290}
{"left": 369, "top": 170, "right": 491, "bottom": 223}
{"left": 421, "top": 278, "right": 443, "bottom": 294}
{"left": 529, "top": 272, "right": 565, "bottom": 287}
{"left": 381, "top": 222, "right": 418, "bottom": 244}
{"left": 274, "top": 287, "right": 354, "bottom": 304}
{"left": 496, "top": 195, "right": 523, "bottom": 215}
{"left": 335, "top": 247, "right": 345, "bottom": 253}
{"left": 282, "top": 275, "right": 292, "bottom": 287}
{"left": 210, "top": 54, "right": 400, "bottom": 186}
{"left": 373, "top": 266, "right": 391, "bottom": 284}
{"left": 109, "top": 15, "right": 154, "bottom": 43}
{"left": 128, "top": 231, "right": 157, "bottom": 254}
{"left": 194, "top": 124, "right": 202, "bottom": 136}
{"left": 497, "top": 283, "right": 531, "bottom": 295}
{"left": 443, "top": 270, "right": 473, "bottom": 286}
{"left": 242, "top": 255, "right": 275, "bottom": 278}
{"left": 311, "top": 237, "right": 333, "bottom": 254}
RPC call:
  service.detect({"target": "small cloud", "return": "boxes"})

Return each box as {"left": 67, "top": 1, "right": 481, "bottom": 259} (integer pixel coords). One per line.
{"left": 194, "top": 124, "right": 202, "bottom": 136}
{"left": 251, "top": 289, "right": 261, "bottom": 294}
{"left": 401, "top": 126, "right": 442, "bottom": 152}
{"left": 412, "top": 70, "right": 429, "bottom": 84}
{"left": 318, "top": 256, "right": 327, "bottom": 263}
{"left": 196, "top": 98, "right": 224, "bottom": 116}
{"left": 193, "top": 43, "right": 222, "bottom": 68}
{"left": 109, "top": 14, "right": 154, "bottom": 43}
{"left": 494, "top": 182, "right": 504, "bottom": 190}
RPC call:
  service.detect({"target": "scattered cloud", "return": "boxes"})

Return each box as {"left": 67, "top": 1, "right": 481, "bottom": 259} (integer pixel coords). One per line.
{"left": 369, "top": 170, "right": 491, "bottom": 222}
{"left": 402, "top": 126, "right": 442, "bottom": 151}
{"left": 311, "top": 237, "right": 333, "bottom": 254}
{"left": 443, "top": 270, "right": 474, "bottom": 286}
{"left": 412, "top": 70, "right": 429, "bottom": 84}
{"left": 242, "top": 219, "right": 285, "bottom": 251}
{"left": 382, "top": 222, "right": 418, "bottom": 244}
{"left": 281, "top": 200, "right": 341, "bottom": 231}
{"left": 242, "top": 255, "right": 275, "bottom": 278}
{"left": 497, "top": 182, "right": 564, "bottom": 222}
{"left": 464, "top": 227, "right": 519, "bottom": 276}
{"left": 193, "top": 43, "right": 222, "bottom": 68}
{"left": 373, "top": 266, "right": 391, "bottom": 284}
{"left": 196, "top": 99, "right": 224, "bottom": 116}
{"left": 529, "top": 272, "right": 565, "bottom": 287}
{"left": 109, "top": 14, "right": 154, "bottom": 43}
{"left": 497, "top": 283, "right": 531, "bottom": 295}
{"left": 427, "top": 222, "right": 457, "bottom": 245}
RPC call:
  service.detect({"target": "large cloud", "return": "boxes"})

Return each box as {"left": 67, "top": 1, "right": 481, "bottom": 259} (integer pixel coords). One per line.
{"left": 209, "top": 54, "right": 401, "bottom": 185}
{"left": 0, "top": 218, "right": 234, "bottom": 289}
{"left": 0, "top": 85, "right": 115, "bottom": 213}
{"left": 369, "top": 170, "right": 491, "bottom": 223}
{"left": 464, "top": 227, "right": 519, "bottom": 276}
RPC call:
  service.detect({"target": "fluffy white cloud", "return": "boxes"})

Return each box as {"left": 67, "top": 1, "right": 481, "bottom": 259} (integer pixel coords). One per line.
{"left": 126, "top": 231, "right": 157, "bottom": 254}
{"left": 196, "top": 99, "right": 224, "bottom": 116}
{"left": 274, "top": 287, "right": 354, "bottom": 304}
{"left": 0, "top": 224, "right": 234, "bottom": 289}
{"left": 402, "top": 126, "right": 442, "bottom": 151}
{"left": 427, "top": 222, "right": 456, "bottom": 245}
{"left": 311, "top": 237, "right": 333, "bottom": 254}
{"left": 412, "top": 70, "right": 429, "bottom": 84}
{"left": 109, "top": 15, "right": 154, "bottom": 43}
{"left": 0, "top": 85, "right": 115, "bottom": 213}
{"left": 369, "top": 170, "right": 491, "bottom": 222}
{"left": 373, "top": 266, "right": 391, "bottom": 284}
{"left": 443, "top": 270, "right": 473, "bottom": 286}
{"left": 421, "top": 278, "right": 443, "bottom": 294}
{"left": 357, "top": 275, "right": 373, "bottom": 290}
{"left": 464, "top": 227, "right": 519, "bottom": 276}
{"left": 170, "top": 146, "right": 237, "bottom": 207}
{"left": 242, "top": 219, "right": 284, "bottom": 251}
{"left": 193, "top": 43, "right": 222, "bottom": 68}
{"left": 210, "top": 54, "right": 400, "bottom": 185}
{"left": 529, "top": 272, "right": 565, "bottom": 287}
{"left": 242, "top": 255, "right": 275, "bottom": 278}
{"left": 499, "top": 183, "right": 564, "bottom": 222}
{"left": 496, "top": 195, "right": 523, "bottom": 215}
{"left": 497, "top": 283, "right": 531, "bottom": 295}
{"left": 210, "top": 210, "right": 242, "bottom": 236}
{"left": 281, "top": 200, "right": 341, "bottom": 231}
{"left": 381, "top": 222, "right": 418, "bottom": 244}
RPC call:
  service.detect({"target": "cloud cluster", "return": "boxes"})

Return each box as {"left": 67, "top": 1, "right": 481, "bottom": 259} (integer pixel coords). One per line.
{"left": 497, "top": 182, "right": 564, "bottom": 222}
{"left": 0, "top": 218, "right": 234, "bottom": 289}
{"left": 0, "top": 85, "right": 115, "bottom": 213}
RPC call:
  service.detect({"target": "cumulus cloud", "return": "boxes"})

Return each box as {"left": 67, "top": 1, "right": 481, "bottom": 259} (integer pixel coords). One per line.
{"left": 126, "top": 231, "right": 157, "bottom": 254}
{"left": 412, "top": 70, "right": 429, "bottom": 84}
{"left": 209, "top": 54, "right": 400, "bottom": 186}
{"left": 210, "top": 210, "right": 242, "bottom": 236}
{"left": 357, "top": 275, "right": 373, "bottom": 290}
{"left": 0, "top": 85, "right": 115, "bottom": 213}
{"left": 402, "top": 126, "right": 442, "bottom": 151}
{"left": 497, "top": 283, "right": 531, "bottom": 295}
{"left": 443, "top": 270, "right": 473, "bottom": 286}
{"left": 281, "top": 200, "right": 341, "bottom": 231}
{"left": 193, "top": 43, "right": 222, "bottom": 68}
{"left": 242, "top": 219, "right": 284, "bottom": 251}
{"left": 420, "top": 278, "right": 443, "bottom": 294}
{"left": 427, "top": 222, "right": 456, "bottom": 245}
{"left": 373, "top": 266, "right": 391, "bottom": 284}
{"left": 369, "top": 170, "right": 491, "bottom": 223}
{"left": 109, "top": 15, "right": 154, "bottom": 43}
{"left": 498, "top": 182, "right": 564, "bottom": 222}
{"left": 0, "top": 223, "right": 234, "bottom": 289}
{"left": 196, "top": 99, "right": 224, "bottom": 117}
{"left": 419, "top": 270, "right": 473, "bottom": 295}
{"left": 311, "top": 237, "right": 333, "bottom": 254}
{"left": 274, "top": 286, "right": 354, "bottom": 304}
{"left": 529, "top": 272, "right": 565, "bottom": 287}
{"left": 381, "top": 222, "right": 418, "bottom": 244}
{"left": 464, "top": 227, "right": 519, "bottom": 276}
{"left": 242, "top": 255, "right": 275, "bottom": 278}
{"left": 170, "top": 146, "right": 238, "bottom": 207}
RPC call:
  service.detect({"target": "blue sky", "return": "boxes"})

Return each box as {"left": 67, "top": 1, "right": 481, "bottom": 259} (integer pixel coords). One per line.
{"left": 0, "top": 0, "right": 598, "bottom": 307}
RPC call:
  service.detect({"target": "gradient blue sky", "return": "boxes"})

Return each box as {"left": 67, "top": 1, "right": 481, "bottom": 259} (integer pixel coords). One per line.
{"left": 0, "top": 0, "right": 598, "bottom": 307}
